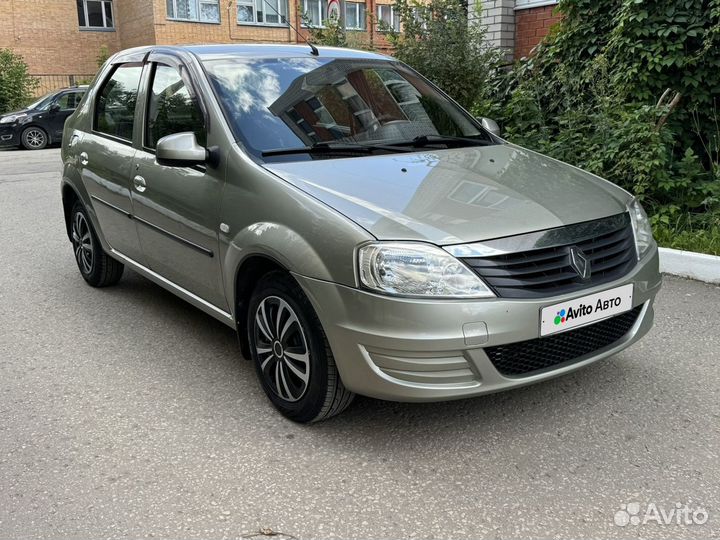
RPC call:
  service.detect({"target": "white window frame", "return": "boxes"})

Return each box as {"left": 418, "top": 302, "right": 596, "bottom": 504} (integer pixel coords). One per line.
{"left": 237, "top": 0, "right": 289, "bottom": 26}
{"left": 514, "top": 0, "right": 558, "bottom": 10}
{"left": 78, "top": 0, "right": 114, "bottom": 30}
{"left": 166, "top": 0, "right": 221, "bottom": 23}
{"left": 302, "top": 0, "right": 327, "bottom": 28}
{"left": 376, "top": 4, "right": 400, "bottom": 32}
{"left": 345, "top": 1, "right": 366, "bottom": 30}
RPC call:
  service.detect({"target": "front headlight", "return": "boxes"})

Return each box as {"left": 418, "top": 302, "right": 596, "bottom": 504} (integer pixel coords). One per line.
{"left": 628, "top": 198, "right": 654, "bottom": 259}
{"left": 0, "top": 113, "right": 26, "bottom": 124}
{"left": 358, "top": 242, "right": 495, "bottom": 298}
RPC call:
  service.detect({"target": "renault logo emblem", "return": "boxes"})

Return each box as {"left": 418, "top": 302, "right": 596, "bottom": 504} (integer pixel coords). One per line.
{"left": 569, "top": 247, "right": 591, "bottom": 280}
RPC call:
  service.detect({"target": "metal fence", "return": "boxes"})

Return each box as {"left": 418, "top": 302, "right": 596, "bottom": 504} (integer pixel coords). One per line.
{"left": 33, "top": 74, "right": 97, "bottom": 96}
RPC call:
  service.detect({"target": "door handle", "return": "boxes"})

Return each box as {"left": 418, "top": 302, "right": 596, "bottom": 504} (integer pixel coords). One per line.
{"left": 79, "top": 152, "right": 89, "bottom": 166}
{"left": 133, "top": 175, "right": 147, "bottom": 193}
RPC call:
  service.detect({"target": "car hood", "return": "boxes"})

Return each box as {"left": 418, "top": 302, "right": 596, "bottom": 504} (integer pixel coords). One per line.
{"left": 264, "top": 144, "right": 631, "bottom": 245}
{"left": 0, "top": 108, "right": 30, "bottom": 118}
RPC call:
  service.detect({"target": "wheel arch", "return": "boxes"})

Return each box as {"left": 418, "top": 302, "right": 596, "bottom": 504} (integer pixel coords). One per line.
{"left": 233, "top": 254, "right": 289, "bottom": 358}
{"left": 61, "top": 182, "right": 81, "bottom": 241}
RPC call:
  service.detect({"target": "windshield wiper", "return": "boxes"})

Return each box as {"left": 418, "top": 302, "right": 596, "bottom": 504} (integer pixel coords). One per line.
{"left": 397, "top": 134, "right": 496, "bottom": 148}
{"left": 262, "top": 141, "right": 412, "bottom": 157}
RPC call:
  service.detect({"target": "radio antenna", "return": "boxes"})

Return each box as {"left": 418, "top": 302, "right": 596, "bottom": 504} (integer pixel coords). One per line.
{"left": 260, "top": 0, "right": 319, "bottom": 56}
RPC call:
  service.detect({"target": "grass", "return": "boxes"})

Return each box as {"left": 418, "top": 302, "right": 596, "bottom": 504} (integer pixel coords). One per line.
{"left": 653, "top": 224, "right": 720, "bottom": 256}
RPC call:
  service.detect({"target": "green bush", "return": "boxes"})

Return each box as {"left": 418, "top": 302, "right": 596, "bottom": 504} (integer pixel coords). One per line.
{"left": 476, "top": 0, "right": 720, "bottom": 252}
{"left": 653, "top": 224, "right": 720, "bottom": 256}
{"left": 0, "top": 49, "right": 38, "bottom": 114}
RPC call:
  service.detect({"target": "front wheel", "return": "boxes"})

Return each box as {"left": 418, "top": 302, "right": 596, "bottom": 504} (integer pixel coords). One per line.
{"left": 248, "top": 271, "right": 354, "bottom": 423}
{"left": 21, "top": 127, "right": 48, "bottom": 150}
{"left": 70, "top": 201, "right": 124, "bottom": 287}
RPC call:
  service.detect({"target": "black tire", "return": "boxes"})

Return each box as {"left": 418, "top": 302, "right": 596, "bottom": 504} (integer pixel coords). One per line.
{"left": 70, "top": 200, "right": 124, "bottom": 287}
{"left": 248, "top": 271, "right": 354, "bottom": 423}
{"left": 21, "top": 126, "right": 48, "bottom": 150}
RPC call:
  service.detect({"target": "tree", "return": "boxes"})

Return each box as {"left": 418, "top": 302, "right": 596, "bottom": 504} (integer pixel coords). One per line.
{"left": 0, "top": 49, "right": 39, "bottom": 114}
{"left": 384, "top": 0, "right": 502, "bottom": 110}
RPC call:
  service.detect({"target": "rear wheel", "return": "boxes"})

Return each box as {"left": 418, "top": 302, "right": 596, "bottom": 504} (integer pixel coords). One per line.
{"left": 70, "top": 201, "right": 124, "bottom": 287}
{"left": 248, "top": 271, "right": 354, "bottom": 422}
{"left": 21, "top": 127, "right": 48, "bottom": 150}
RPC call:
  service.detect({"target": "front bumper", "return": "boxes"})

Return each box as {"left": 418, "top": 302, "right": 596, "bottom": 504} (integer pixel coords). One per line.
{"left": 295, "top": 246, "right": 661, "bottom": 402}
{"left": 0, "top": 125, "right": 20, "bottom": 147}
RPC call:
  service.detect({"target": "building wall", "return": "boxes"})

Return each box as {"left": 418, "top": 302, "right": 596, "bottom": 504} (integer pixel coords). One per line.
{"left": 514, "top": 3, "right": 561, "bottom": 59}
{"left": 476, "top": 0, "right": 515, "bottom": 61}
{"left": 0, "top": 0, "right": 407, "bottom": 97}
{"left": 473, "top": 0, "right": 560, "bottom": 60}
{"left": 153, "top": 0, "right": 295, "bottom": 46}
{"left": 0, "top": 0, "right": 120, "bottom": 77}
{"left": 115, "top": 0, "right": 157, "bottom": 49}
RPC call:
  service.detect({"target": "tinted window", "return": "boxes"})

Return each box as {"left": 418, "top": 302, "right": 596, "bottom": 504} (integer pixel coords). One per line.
{"left": 55, "top": 92, "right": 84, "bottom": 110}
{"left": 146, "top": 64, "right": 206, "bottom": 149}
{"left": 27, "top": 92, "right": 57, "bottom": 111}
{"left": 203, "top": 57, "right": 492, "bottom": 160}
{"left": 95, "top": 64, "right": 142, "bottom": 141}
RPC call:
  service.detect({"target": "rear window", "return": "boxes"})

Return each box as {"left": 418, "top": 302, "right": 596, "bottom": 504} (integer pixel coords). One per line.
{"left": 95, "top": 64, "right": 142, "bottom": 141}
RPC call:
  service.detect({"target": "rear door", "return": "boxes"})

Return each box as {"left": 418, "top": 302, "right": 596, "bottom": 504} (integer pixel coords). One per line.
{"left": 79, "top": 63, "right": 145, "bottom": 263}
{"left": 129, "top": 55, "right": 227, "bottom": 309}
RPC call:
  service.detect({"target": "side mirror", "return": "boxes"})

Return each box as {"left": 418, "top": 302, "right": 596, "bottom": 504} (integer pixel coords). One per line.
{"left": 156, "top": 132, "right": 206, "bottom": 166}
{"left": 477, "top": 117, "right": 501, "bottom": 137}
{"left": 49, "top": 103, "right": 61, "bottom": 113}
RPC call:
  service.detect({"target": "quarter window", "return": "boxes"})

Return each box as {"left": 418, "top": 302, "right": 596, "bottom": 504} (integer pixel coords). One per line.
{"left": 237, "top": 0, "right": 289, "bottom": 25}
{"left": 166, "top": 0, "right": 220, "bottom": 23}
{"left": 77, "top": 0, "right": 114, "bottom": 29}
{"left": 146, "top": 64, "right": 206, "bottom": 149}
{"left": 95, "top": 64, "right": 142, "bottom": 141}
{"left": 345, "top": 2, "right": 366, "bottom": 29}
{"left": 376, "top": 4, "right": 400, "bottom": 31}
{"left": 302, "top": 0, "right": 327, "bottom": 27}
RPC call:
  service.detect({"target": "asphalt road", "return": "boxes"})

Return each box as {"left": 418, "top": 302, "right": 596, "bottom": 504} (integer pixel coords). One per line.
{"left": 0, "top": 148, "right": 718, "bottom": 540}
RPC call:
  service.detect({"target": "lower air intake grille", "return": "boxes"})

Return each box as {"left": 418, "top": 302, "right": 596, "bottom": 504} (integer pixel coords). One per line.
{"left": 485, "top": 306, "right": 643, "bottom": 377}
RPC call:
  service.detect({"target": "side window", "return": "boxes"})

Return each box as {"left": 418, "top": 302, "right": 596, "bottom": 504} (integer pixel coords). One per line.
{"left": 56, "top": 92, "right": 84, "bottom": 110}
{"left": 146, "top": 64, "right": 206, "bottom": 149}
{"left": 95, "top": 64, "right": 142, "bottom": 141}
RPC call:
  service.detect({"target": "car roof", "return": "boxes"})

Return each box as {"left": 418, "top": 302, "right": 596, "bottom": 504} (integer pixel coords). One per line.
{"left": 56, "top": 86, "right": 88, "bottom": 92}
{"left": 112, "top": 43, "right": 393, "bottom": 63}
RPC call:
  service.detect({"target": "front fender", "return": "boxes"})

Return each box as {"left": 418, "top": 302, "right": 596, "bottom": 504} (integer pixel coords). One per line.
{"left": 223, "top": 221, "right": 338, "bottom": 309}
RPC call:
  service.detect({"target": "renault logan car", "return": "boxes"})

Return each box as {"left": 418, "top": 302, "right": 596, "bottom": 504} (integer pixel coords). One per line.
{"left": 1, "top": 86, "right": 87, "bottom": 149}
{"left": 60, "top": 45, "right": 661, "bottom": 422}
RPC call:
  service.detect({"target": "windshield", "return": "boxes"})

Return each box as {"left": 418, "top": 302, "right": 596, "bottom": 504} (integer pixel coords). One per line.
{"left": 202, "top": 57, "right": 494, "bottom": 160}
{"left": 26, "top": 92, "right": 57, "bottom": 111}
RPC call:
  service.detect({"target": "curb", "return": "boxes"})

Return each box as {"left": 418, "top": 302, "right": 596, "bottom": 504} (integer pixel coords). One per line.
{"left": 659, "top": 247, "right": 720, "bottom": 285}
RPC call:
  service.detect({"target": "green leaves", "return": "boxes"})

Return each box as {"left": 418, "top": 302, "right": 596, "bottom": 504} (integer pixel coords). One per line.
{"left": 386, "top": 0, "right": 503, "bottom": 110}
{"left": 0, "top": 49, "right": 39, "bottom": 114}
{"left": 485, "top": 0, "right": 720, "bottom": 245}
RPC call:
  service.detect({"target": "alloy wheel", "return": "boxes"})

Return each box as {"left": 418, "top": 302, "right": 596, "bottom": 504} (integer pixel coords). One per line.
{"left": 24, "top": 129, "right": 46, "bottom": 149}
{"left": 254, "top": 296, "right": 310, "bottom": 402}
{"left": 71, "top": 211, "right": 94, "bottom": 275}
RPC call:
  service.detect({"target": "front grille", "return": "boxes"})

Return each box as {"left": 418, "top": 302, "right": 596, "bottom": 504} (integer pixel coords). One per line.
{"left": 461, "top": 214, "right": 637, "bottom": 298}
{"left": 485, "top": 306, "right": 642, "bottom": 377}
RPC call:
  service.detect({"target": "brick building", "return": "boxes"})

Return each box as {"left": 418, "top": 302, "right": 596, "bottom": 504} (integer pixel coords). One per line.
{"left": 1, "top": 0, "right": 557, "bottom": 96}
{"left": 0, "top": 0, "right": 399, "bottom": 95}
{"left": 475, "top": 0, "right": 561, "bottom": 60}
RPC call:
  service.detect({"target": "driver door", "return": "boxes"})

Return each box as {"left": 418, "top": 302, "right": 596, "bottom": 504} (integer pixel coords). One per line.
{"left": 130, "top": 57, "right": 227, "bottom": 310}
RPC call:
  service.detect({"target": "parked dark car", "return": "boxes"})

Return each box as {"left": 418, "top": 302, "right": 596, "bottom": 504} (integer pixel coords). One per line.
{"left": 0, "top": 86, "right": 87, "bottom": 150}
